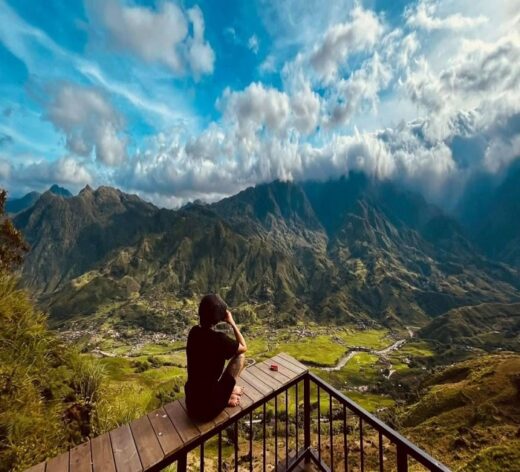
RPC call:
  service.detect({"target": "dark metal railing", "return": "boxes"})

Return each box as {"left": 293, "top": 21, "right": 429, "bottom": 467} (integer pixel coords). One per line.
{"left": 160, "top": 371, "right": 450, "bottom": 471}
{"left": 306, "top": 372, "right": 451, "bottom": 472}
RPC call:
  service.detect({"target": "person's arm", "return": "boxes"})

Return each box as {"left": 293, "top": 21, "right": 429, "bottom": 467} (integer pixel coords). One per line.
{"left": 225, "top": 310, "right": 247, "bottom": 354}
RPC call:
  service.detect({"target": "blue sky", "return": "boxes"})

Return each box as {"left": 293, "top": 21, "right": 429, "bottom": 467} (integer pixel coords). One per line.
{"left": 0, "top": 0, "right": 519, "bottom": 207}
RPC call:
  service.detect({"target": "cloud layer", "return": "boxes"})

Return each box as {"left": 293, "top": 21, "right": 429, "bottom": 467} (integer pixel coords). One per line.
{"left": 44, "top": 83, "right": 127, "bottom": 166}
{"left": 86, "top": 0, "right": 215, "bottom": 78}
{"left": 1, "top": 0, "right": 519, "bottom": 208}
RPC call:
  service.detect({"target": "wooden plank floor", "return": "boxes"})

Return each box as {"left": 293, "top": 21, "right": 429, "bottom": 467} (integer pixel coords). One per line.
{"left": 25, "top": 353, "right": 307, "bottom": 472}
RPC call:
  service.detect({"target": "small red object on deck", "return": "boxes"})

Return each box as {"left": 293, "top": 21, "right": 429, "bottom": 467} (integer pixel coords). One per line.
{"left": 270, "top": 364, "right": 278, "bottom": 371}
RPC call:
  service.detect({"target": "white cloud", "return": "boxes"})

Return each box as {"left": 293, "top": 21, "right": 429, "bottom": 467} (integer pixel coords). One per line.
{"left": 324, "top": 52, "right": 392, "bottom": 127}
{"left": 221, "top": 82, "right": 320, "bottom": 137}
{"left": 111, "top": 0, "right": 520, "bottom": 208}
{"left": 259, "top": 54, "right": 276, "bottom": 74}
{"left": 7, "top": 157, "right": 93, "bottom": 190}
{"left": 248, "top": 35, "right": 259, "bottom": 54}
{"left": 186, "top": 6, "right": 215, "bottom": 77}
{"left": 0, "top": 0, "right": 196, "bottom": 134}
{"left": 403, "top": 29, "right": 520, "bottom": 140}
{"left": 258, "top": 0, "right": 355, "bottom": 52}
{"left": 86, "top": 0, "right": 214, "bottom": 78}
{"left": 405, "top": 0, "right": 488, "bottom": 31}
{"left": 221, "top": 83, "right": 291, "bottom": 138}
{"left": 116, "top": 128, "right": 245, "bottom": 200}
{"left": 440, "top": 33, "right": 520, "bottom": 96}
{"left": 224, "top": 27, "right": 238, "bottom": 43}
{"left": 3, "top": 0, "right": 520, "bottom": 211}
{"left": 484, "top": 133, "right": 520, "bottom": 173}
{"left": 77, "top": 62, "right": 189, "bottom": 125}
{"left": 310, "top": 6, "right": 383, "bottom": 82}
{"left": 44, "top": 83, "right": 127, "bottom": 166}
{"left": 290, "top": 84, "right": 321, "bottom": 134}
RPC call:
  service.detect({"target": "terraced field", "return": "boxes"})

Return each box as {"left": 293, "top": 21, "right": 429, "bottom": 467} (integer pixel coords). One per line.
{"left": 70, "top": 321, "right": 436, "bottom": 422}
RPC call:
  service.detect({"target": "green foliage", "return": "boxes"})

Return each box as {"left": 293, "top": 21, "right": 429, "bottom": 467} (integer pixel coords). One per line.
{"left": 398, "top": 354, "right": 520, "bottom": 470}
{"left": 461, "top": 442, "right": 520, "bottom": 472}
{"left": 0, "top": 190, "right": 28, "bottom": 273}
{"left": 0, "top": 274, "right": 104, "bottom": 471}
{"left": 338, "top": 329, "right": 390, "bottom": 349}
{"left": 341, "top": 352, "right": 381, "bottom": 382}
{"left": 16, "top": 180, "right": 520, "bottom": 330}
{"left": 420, "top": 302, "right": 520, "bottom": 351}
{"left": 276, "top": 335, "right": 346, "bottom": 366}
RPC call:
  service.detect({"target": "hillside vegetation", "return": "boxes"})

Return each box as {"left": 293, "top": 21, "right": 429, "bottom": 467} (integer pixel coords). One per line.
{"left": 0, "top": 190, "right": 104, "bottom": 471}
{"left": 5, "top": 176, "right": 520, "bottom": 471}
{"left": 14, "top": 176, "right": 520, "bottom": 331}
{"left": 420, "top": 302, "right": 520, "bottom": 351}
{"left": 399, "top": 354, "right": 520, "bottom": 471}
{"left": 0, "top": 273, "right": 106, "bottom": 471}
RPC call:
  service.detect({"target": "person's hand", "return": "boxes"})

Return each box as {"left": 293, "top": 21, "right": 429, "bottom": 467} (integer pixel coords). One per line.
{"left": 224, "top": 309, "right": 234, "bottom": 325}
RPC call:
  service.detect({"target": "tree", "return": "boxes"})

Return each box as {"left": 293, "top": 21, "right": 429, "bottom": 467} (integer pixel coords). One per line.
{"left": 0, "top": 190, "right": 28, "bottom": 273}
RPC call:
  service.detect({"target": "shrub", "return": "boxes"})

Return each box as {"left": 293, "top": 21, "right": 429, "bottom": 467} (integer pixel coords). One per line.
{"left": 0, "top": 274, "right": 105, "bottom": 471}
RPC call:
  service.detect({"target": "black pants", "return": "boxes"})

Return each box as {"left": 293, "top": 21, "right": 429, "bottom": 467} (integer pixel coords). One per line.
{"left": 185, "top": 371, "right": 236, "bottom": 422}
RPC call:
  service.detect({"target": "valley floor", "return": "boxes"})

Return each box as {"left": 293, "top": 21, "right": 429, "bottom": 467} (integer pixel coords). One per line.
{"left": 57, "top": 318, "right": 520, "bottom": 471}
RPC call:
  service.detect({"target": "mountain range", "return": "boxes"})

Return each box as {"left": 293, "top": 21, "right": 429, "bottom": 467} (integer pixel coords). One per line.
{"left": 6, "top": 184, "right": 72, "bottom": 214}
{"left": 12, "top": 172, "right": 520, "bottom": 332}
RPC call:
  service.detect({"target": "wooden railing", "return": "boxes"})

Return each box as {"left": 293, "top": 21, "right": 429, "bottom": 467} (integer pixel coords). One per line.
{"left": 26, "top": 353, "right": 450, "bottom": 471}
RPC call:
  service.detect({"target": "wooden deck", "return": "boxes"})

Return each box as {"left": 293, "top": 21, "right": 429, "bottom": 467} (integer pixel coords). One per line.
{"left": 25, "top": 353, "right": 308, "bottom": 472}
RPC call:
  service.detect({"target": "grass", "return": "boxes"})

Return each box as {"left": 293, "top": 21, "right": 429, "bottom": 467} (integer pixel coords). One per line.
{"left": 338, "top": 329, "right": 390, "bottom": 350}
{"left": 98, "top": 357, "right": 134, "bottom": 381}
{"left": 139, "top": 366, "right": 185, "bottom": 385}
{"left": 462, "top": 442, "right": 520, "bottom": 472}
{"left": 314, "top": 352, "right": 383, "bottom": 389}
{"left": 137, "top": 343, "right": 175, "bottom": 355}
{"left": 346, "top": 391, "right": 395, "bottom": 412}
{"left": 92, "top": 324, "right": 403, "bottom": 433}
{"left": 343, "top": 352, "right": 381, "bottom": 377}
{"left": 51, "top": 306, "right": 520, "bottom": 472}
{"left": 399, "top": 354, "right": 520, "bottom": 471}
{"left": 95, "top": 354, "right": 187, "bottom": 431}
{"left": 272, "top": 335, "right": 347, "bottom": 366}
{"left": 391, "top": 360, "right": 410, "bottom": 372}
{"left": 399, "top": 341, "right": 435, "bottom": 357}
{"left": 245, "top": 337, "right": 270, "bottom": 360}
{"left": 97, "top": 383, "right": 157, "bottom": 429}
{"left": 86, "top": 322, "right": 427, "bottom": 454}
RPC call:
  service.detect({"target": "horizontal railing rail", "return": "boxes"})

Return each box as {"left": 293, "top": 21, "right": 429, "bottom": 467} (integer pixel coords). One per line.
{"left": 167, "top": 371, "right": 307, "bottom": 472}
{"left": 25, "top": 354, "right": 451, "bottom": 472}
{"left": 164, "top": 371, "right": 450, "bottom": 471}
{"left": 307, "top": 372, "right": 451, "bottom": 472}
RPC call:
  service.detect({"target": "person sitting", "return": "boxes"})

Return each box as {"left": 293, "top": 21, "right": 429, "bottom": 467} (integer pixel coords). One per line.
{"left": 184, "top": 294, "right": 247, "bottom": 422}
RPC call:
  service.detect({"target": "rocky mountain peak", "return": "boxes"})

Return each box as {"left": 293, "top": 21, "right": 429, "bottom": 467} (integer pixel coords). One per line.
{"left": 79, "top": 185, "right": 93, "bottom": 195}
{"left": 48, "top": 184, "right": 73, "bottom": 198}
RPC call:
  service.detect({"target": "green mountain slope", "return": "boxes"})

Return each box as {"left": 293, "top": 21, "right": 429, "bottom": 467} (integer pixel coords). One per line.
{"left": 399, "top": 354, "right": 520, "bottom": 471}
{"left": 460, "top": 161, "right": 520, "bottom": 269}
{"left": 478, "top": 164, "right": 520, "bottom": 268}
{"left": 15, "top": 186, "right": 159, "bottom": 293}
{"left": 420, "top": 302, "right": 520, "bottom": 350}
{"left": 14, "top": 177, "right": 520, "bottom": 328}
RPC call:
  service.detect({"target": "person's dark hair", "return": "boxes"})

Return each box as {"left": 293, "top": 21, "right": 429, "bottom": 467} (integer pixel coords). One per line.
{"left": 199, "top": 294, "right": 228, "bottom": 328}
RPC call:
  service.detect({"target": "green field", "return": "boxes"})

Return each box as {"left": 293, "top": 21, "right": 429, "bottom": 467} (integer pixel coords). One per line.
{"left": 82, "top": 324, "right": 430, "bottom": 419}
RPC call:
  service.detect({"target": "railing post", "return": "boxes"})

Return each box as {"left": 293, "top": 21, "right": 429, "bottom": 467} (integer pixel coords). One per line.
{"left": 178, "top": 452, "right": 187, "bottom": 472}
{"left": 397, "top": 444, "right": 408, "bottom": 472}
{"left": 304, "top": 374, "right": 311, "bottom": 463}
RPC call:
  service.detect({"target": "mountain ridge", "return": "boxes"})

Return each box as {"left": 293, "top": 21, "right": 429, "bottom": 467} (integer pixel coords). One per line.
{"left": 13, "top": 175, "right": 520, "bottom": 328}
{"left": 6, "top": 185, "right": 72, "bottom": 214}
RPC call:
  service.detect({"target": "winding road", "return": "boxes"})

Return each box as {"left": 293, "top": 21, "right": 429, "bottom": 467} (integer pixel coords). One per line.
{"left": 319, "top": 329, "right": 414, "bottom": 373}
